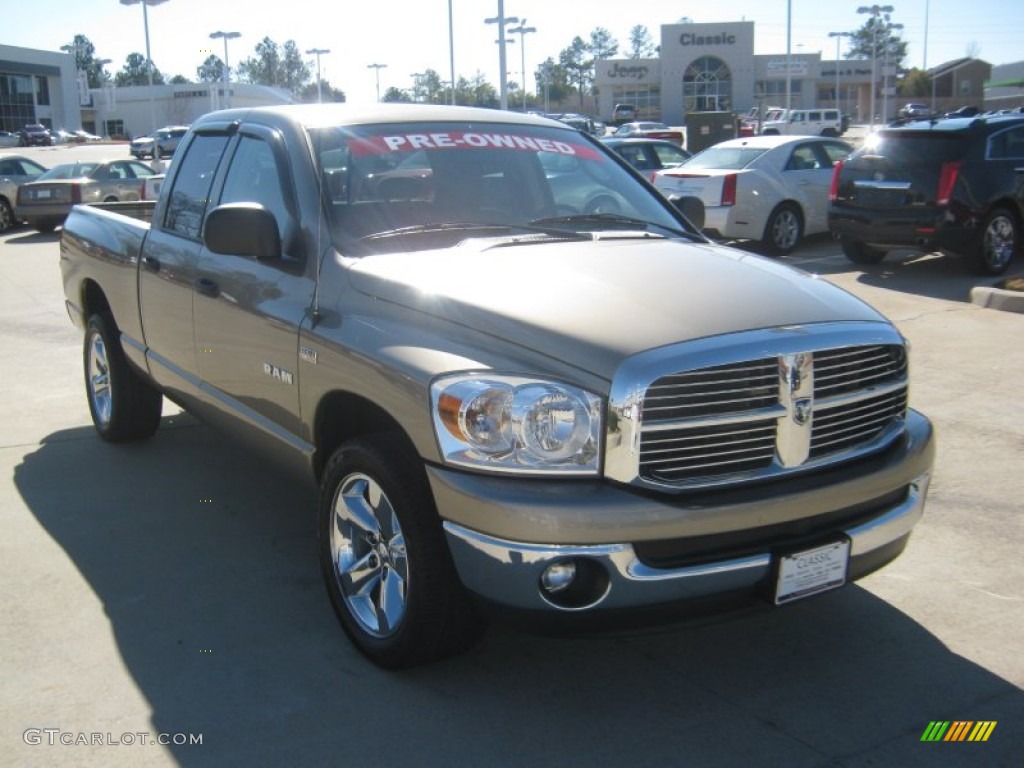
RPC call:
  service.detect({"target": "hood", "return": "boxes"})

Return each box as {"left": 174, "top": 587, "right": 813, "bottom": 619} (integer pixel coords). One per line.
{"left": 347, "top": 236, "right": 886, "bottom": 380}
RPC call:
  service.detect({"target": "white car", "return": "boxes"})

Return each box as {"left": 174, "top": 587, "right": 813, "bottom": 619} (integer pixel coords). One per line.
{"left": 653, "top": 135, "right": 852, "bottom": 255}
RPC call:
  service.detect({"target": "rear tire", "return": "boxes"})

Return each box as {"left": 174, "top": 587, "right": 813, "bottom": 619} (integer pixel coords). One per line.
{"left": 840, "top": 236, "right": 888, "bottom": 265}
{"left": 84, "top": 314, "right": 163, "bottom": 442}
{"left": 319, "top": 435, "right": 485, "bottom": 668}
{"left": 973, "top": 207, "right": 1018, "bottom": 276}
{"left": 762, "top": 203, "right": 803, "bottom": 256}
{"left": 0, "top": 198, "right": 14, "bottom": 233}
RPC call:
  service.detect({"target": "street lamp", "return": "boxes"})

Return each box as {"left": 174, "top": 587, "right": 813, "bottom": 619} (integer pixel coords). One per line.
{"left": 828, "top": 32, "right": 853, "bottom": 114}
{"left": 120, "top": 0, "right": 169, "bottom": 133}
{"left": 857, "top": 4, "right": 894, "bottom": 128}
{"left": 484, "top": 1, "right": 519, "bottom": 110}
{"left": 507, "top": 20, "right": 536, "bottom": 110}
{"left": 209, "top": 31, "right": 240, "bottom": 109}
{"left": 306, "top": 48, "right": 330, "bottom": 103}
{"left": 448, "top": 0, "right": 456, "bottom": 105}
{"left": 367, "top": 63, "right": 387, "bottom": 102}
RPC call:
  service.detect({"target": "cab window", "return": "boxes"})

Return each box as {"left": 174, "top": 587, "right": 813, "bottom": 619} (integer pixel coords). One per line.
{"left": 163, "top": 133, "right": 230, "bottom": 239}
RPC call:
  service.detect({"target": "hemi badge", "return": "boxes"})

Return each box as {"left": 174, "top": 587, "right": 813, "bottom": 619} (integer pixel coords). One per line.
{"left": 299, "top": 346, "right": 318, "bottom": 365}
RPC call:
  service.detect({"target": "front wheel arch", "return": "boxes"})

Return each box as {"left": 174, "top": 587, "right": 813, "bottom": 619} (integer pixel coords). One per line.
{"left": 318, "top": 434, "right": 485, "bottom": 667}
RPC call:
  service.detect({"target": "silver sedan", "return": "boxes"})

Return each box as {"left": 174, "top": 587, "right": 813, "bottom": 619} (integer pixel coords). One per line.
{"left": 0, "top": 154, "right": 49, "bottom": 232}
{"left": 14, "top": 159, "right": 156, "bottom": 233}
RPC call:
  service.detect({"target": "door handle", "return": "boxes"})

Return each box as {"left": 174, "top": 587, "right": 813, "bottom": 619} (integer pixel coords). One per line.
{"left": 194, "top": 277, "right": 220, "bottom": 298}
{"left": 141, "top": 254, "right": 160, "bottom": 272}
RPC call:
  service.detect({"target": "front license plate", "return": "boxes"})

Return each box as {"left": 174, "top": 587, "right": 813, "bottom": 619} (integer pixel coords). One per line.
{"left": 774, "top": 539, "right": 850, "bottom": 605}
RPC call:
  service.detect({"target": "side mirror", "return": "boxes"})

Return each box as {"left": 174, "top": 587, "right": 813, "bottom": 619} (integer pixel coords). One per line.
{"left": 204, "top": 203, "right": 281, "bottom": 260}
{"left": 672, "top": 195, "right": 705, "bottom": 231}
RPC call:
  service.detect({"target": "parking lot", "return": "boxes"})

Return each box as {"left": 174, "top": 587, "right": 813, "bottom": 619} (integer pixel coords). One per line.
{"left": 1, "top": 140, "right": 1022, "bottom": 767}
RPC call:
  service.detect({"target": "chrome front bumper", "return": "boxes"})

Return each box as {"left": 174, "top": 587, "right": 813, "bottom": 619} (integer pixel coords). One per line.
{"left": 443, "top": 471, "right": 931, "bottom": 613}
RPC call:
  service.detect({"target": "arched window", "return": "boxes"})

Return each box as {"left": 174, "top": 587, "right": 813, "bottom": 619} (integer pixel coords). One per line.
{"left": 683, "top": 57, "right": 732, "bottom": 113}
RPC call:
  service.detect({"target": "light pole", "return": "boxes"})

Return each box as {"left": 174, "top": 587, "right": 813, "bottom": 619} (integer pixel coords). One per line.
{"left": 881, "top": 22, "right": 903, "bottom": 124}
{"left": 828, "top": 32, "right": 852, "bottom": 114}
{"left": 210, "top": 31, "right": 240, "bottom": 108}
{"left": 785, "top": 0, "right": 792, "bottom": 112}
{"left": 448, "top": 0, "right": 456, "bottom": 105}
{"left": 120, "top": 0, "right": 168, "bottom": 134}
{"left": 507, "top": 20, "right": 536, "bottom": 111}
{"left": 484, "top": 1, "right": 519, "bottom": 110}
{"left": 367, "top": 63, "right": 387, "bottom": 102}
{"left": 857, "top": 5, "right": 894, "bottom": 128}
{"left": 307, "top": 48, "right": 330, "bottom": 102}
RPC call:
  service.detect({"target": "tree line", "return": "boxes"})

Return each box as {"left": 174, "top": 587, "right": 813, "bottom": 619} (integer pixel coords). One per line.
{"left": 67, "top": 15, "right": 942, "bottom": 110}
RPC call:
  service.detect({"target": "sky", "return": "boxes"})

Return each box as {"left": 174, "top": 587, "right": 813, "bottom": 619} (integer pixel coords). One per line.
{"left": 4, "top": 0, "right": 1023, "bottom": 104}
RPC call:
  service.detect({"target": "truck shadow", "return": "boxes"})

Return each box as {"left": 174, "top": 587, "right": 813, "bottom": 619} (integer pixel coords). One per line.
{"left": 2, "top": 228, "right": 61, "bottom": 245}
{"left": 14, "top": 420, "right": 1022, "bottom": 766}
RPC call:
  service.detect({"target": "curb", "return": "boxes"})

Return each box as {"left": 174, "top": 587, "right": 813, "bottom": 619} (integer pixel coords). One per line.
{"left": 970, "top": 279, "right": 1024, "bottom": 313}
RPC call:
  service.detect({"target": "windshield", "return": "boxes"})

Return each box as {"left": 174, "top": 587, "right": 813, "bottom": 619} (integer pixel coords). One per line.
{"left": 38, "top": 163, "right": 99, "bottom": 180}
{"left": 312, "top": 120, "right": 690, "bottom": 254}
{"left": 682, "top": 146, "right": 769, "bottom": 171}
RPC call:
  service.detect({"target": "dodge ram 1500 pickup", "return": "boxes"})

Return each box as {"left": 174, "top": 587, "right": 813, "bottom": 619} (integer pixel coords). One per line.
{"left": 60, "top": 104, "right": 935, "bottom": 668}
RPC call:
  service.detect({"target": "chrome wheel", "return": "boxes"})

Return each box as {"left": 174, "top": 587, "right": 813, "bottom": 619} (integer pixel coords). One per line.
{"left": 770, "top": 208, "right": 800, "bottom": 252}
{"left": 330, "top": 472, "right": 409, "bottom": 638}
{"left": 763, "top": 204, "right": 802, "bottom": 255}
{"left": 981, "top": 211, "right": 1016, "bottom": 274}
{"left": 87, "top": 332, "right": 112, "bottom": 427}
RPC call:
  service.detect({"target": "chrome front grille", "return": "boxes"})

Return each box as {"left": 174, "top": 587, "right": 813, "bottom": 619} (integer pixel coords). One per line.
{"left": 642, "top": 360, "right": 778, "bottom": 422}
{"left": 608, "top": 329, "right": 910, "bottom": 490}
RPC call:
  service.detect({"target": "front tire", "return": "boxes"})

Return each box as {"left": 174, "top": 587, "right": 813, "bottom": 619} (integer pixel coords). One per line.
{"left": 840, "top": 236, "right": 888, "bottom": 265}
{"left": 974, "top": 207, "right": 1018, "bottom": 276}
{"left": 762, "top": 203, "right": 803, "bottom": 256}
{"left": 319, "top": 435, "right": 484, "bottom": 668}
{"left": 84, "top": 314, "right": 163, "bottom": 442}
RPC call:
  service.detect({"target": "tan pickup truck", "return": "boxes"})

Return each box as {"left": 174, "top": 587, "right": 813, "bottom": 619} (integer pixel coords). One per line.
{"left": 60, "top": 104, "right": 934, "bottom": 668}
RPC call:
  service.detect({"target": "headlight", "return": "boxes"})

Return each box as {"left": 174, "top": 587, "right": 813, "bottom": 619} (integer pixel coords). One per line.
{"left": 431, "top": 374, "right": 602, "bottom": 475}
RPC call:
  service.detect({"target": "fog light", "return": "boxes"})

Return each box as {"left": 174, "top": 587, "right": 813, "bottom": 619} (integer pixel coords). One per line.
{"left": 541, "top": 561, "right": 577, "bottom": 594}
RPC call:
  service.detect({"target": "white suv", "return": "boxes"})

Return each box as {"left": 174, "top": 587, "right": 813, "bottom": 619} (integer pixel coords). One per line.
{"left": 761, "top": 109, "right": 844, "bottom": 137}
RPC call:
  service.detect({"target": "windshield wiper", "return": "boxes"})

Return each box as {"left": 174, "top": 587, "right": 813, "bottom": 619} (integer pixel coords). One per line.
{"left": 361, "top": 221, "right": 590, "bottom": 242}
{"left": 527, "top": 213, "right": 699, "bottom": 240}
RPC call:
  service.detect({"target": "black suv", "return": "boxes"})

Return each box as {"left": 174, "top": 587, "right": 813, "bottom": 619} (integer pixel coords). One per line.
{"left": 19, "top": 124, "right": 53, "bottom": 147}
{"left": 829, "top": 115, "right": 1024, "bottom": 275}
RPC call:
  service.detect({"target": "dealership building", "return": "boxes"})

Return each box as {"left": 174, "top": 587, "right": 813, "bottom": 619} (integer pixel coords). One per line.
{"left": 1, "top": 43, "right": 292, "bottom": 139}
{"left": 595, "top": 20, "right": 993, "bottom": 125}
